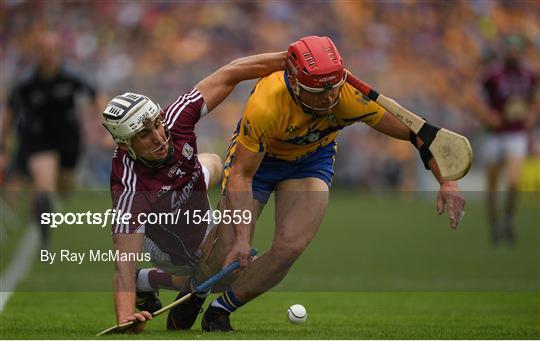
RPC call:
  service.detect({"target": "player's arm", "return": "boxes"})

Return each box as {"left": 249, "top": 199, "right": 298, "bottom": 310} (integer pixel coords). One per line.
{"left": 372, "top": 112, "right": 465, "bottom": 229}
{"left": 224, "top": 143, "right": 265, "bottom": 267}
{"left": 112, "top": 233, "right": 152, "bottom": 332}
{"left": 195, "top": 51, "right": 286, "bottom": 113}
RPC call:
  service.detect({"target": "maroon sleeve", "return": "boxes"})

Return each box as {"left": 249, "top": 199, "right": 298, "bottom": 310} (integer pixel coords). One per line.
{"left": 162, "top": 88, "right": 206, "bottom": 134}
{"left": 110, "top": 150, "right": 149, "bottom": 234}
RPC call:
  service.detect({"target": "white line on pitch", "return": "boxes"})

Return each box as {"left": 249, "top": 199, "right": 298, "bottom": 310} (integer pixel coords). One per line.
{"left": 0, "top": 226, "right": 38, "bottom": 312}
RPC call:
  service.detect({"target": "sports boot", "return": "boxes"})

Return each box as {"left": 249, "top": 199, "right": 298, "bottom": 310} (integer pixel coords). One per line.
{"left": 136, "top": 290, "right": 162, "bottom": 314}
{"left": 201, "top": 306, "right": 233, "bottom": 332}
{"left": 167, "top": 293, "right": 206, "bottom": 330}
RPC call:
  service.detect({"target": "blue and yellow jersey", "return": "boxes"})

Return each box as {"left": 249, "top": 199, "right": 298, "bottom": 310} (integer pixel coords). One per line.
{"left": 230, "top": 71, "right": 385, "bottom": 161}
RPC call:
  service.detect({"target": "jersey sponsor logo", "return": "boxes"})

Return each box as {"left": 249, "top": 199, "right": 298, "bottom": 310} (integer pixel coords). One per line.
{"left": 504, "top": 95, "right": 527, "bottom": 121}
{"left": 283, "top": 125, "right": 339, "bottom": 146}
{"left": 354, "top": 91, "right": 370, "bottom": 104}
{"left": 182, "top": 143, "right": 194, "bottom": 160}
{"left": 168, "top": 160, "right": 185, "bottom": 178}
{"left": 171, "top": 170, "right": 199, "bottom": 211}
{"left": 157, "top": 185, "right": 172, "bottom": 198}
{"left": 306, "top": 132, "right": 320, "bottom": 142}
{"left": 286, "top": 125, "right": 299, "bottom": 133}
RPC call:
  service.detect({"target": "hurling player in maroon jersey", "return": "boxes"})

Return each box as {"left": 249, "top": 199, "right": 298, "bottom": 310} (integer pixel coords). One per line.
{"left": 474, "top": 35, "right": 537, "bottom": 246}
{"left": 101, "top": 52, "right": 286, "bottom": 333}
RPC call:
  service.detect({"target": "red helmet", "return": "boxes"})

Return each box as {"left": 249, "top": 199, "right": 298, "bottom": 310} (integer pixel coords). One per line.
{"left": 287, "top": 36, "right": 346, "bottom": 93}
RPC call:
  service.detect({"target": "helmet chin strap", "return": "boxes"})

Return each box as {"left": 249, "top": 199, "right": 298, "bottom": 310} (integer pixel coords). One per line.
{"left": 139, "top": 144, "right": 174, "bottom": 168}
{"left": 294, "top": 87, "right": 341, "bottom": 116}
{"left": 300, "top": 95, "right": 340, "bottom": 113}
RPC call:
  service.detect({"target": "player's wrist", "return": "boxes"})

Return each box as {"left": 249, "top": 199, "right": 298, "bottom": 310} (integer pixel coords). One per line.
{"left": 409, "top": 130, "right": 433, "bottom": 170}
{"left": 116, "top": 308, "right": 137, "bottom": 324}
{"left": 233, "top": 234, "right": 251, "bottom": 245}
{"left": 440, "top": 181, "right": 459, "bottom": 190}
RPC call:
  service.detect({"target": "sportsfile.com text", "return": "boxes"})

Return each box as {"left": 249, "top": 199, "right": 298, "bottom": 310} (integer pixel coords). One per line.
{"left": 40, "top": 209, "right": 252, "bottom": 228}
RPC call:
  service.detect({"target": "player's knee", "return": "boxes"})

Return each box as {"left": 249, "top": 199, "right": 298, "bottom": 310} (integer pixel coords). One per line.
{"left": 270, "top": 239, "right": 309, "bottom": 268}
{"left": 199, "top": 153, "right": 222, "bottom": 170}
{"left": 199, "top": 153, "right": 223, "bottom": 187}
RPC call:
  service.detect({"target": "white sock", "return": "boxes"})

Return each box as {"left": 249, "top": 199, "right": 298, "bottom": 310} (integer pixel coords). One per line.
{"left": 136, "top": 268, "right": 154, "bottom": 292}
{"left": 210, "top": 299, "right": 233, "bottom": 313}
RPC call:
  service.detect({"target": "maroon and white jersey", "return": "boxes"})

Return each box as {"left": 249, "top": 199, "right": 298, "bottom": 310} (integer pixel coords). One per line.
{"left": 482, "top": 64, "right": 537, "bottom": 133}
{"left": 110, "top": 88, "right": 209, "bottom": 267}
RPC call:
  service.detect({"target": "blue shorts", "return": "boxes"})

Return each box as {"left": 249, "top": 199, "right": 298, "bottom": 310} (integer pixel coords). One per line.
{"left": 252, "top": 142, "right": 336, "bottom": 203}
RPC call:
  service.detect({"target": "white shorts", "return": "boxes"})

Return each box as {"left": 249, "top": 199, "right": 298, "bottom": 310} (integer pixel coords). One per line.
{"left": 202, "top": 164, "right": 210, "bottom": 189}
{"left": 483, "top": 131, "right": 527, "bottom": 165}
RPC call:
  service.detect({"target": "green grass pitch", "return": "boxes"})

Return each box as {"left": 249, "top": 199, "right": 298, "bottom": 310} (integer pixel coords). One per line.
{"left": 1, "top": 189, "right": 539, "bottom": 339}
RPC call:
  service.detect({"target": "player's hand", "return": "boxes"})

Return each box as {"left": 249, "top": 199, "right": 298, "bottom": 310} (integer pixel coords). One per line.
{"left": 223, "top": 239, "right": 252, "bottom": 269}
{"left": 436, "top": 181, "right": 466, "bottom": 229}
{"left": 118, "top": 311, "right": 152, "bottom": 334}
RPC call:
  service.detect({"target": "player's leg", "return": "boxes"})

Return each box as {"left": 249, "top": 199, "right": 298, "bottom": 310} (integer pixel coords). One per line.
{"left": 167, "top": 153, "right": 222, "bottom": 330}
{"left": 233, "top": 178, "right": 327, "bottom": 301}
{"left": 166, "top": 209, "right": 268, "bottom": 331}
{"left": 57, "top": 168, "right": 75, "bottom": 198}
{"left": 195, "top": 145, "right": 269, "bottom": 289}
{"left": 57, "top": 137, "right": 80, "bottom": 199}
{"left": 483, "top": 133, "right": 503, "bottom": 245}
{"left": 199, "top": 153, "right": 223, "bottom": 188}
{"left": 139, "top": 234, "right": 209, "bottom": 330}
{"left": 135, "top": 235, "right": 211, "bottom": 331}
{"left": 27, "top": 150, "right": 59, "bottom": 248}
{"left": 486, "top": 162, "right": 502, "bottom": 244}
{"left": 135, "top": 267, "right": 189, "bottom": 311}
{"left": 203, "top": 178, "right": 329, "bottom": 332}
{"left": 501, "top": 132, "right": 527, "bottom": 244}
{"left": 502, "top": 158, "right": 523, "bottom": 244}
{"left": 196, "top": 197, "right": 265, "bottom": 290}
{"left": 28, "top": 151, "right": 59, "bottom": 192}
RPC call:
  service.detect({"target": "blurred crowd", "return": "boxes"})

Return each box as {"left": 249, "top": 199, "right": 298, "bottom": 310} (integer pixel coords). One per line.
{"left": 2, "top": 0, "right": 539, "bottom": 189}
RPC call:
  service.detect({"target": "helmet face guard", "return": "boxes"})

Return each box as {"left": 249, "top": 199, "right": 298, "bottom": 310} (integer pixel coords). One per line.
{"left": 295, "top": 73, "right": 346, "bottom": 112}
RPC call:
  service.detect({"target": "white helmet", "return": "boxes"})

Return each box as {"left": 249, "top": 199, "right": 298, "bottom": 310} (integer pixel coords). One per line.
{"left": 102, "top": 92, "right": 161, "bottom": 159}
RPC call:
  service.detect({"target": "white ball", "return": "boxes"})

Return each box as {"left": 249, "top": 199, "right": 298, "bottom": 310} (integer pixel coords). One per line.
{"left": 287, "top": 304, "right": 307, "bottom": 324}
